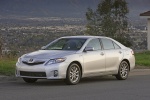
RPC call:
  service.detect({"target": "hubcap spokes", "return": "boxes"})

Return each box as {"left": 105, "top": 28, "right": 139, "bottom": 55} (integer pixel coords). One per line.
{"left": 120, "top": 63, "right": 128, "bottom": 78}
{"left": 69, "top": 66, "right": 79, "bottom": 83}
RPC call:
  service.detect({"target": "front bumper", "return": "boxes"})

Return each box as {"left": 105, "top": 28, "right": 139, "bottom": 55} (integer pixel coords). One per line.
{"left": 16, "top": 62, "right": 69, "bottom": 79}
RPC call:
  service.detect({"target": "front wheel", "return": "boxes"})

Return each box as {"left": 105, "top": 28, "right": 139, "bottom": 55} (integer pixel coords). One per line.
{"left": 23, "top": 78, "right": 38, "bottom": 83}
{"left": 116, "top": 61, "right": 129, "bottom": 80}
{"left": 65, "top": 63, "right": 81, "bottom": 85}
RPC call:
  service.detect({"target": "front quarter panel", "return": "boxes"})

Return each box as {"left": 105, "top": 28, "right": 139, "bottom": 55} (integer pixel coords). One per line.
{"left": 64, "top": 53, "right": 84, "bottom": 71}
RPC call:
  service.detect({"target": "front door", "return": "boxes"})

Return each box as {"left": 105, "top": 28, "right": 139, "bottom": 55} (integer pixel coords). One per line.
{"left": 83, "top": 38, "right": 105, "bottom": 76}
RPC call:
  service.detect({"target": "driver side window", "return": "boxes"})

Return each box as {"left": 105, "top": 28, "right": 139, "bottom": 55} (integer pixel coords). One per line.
{"left": 86, "top": 39, "right": 102, "bottom": 51}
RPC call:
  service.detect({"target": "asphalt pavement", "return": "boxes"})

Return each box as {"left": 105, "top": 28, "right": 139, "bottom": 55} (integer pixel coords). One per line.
{"left": 0, "top": 69, "right": 150, "bottom": 100}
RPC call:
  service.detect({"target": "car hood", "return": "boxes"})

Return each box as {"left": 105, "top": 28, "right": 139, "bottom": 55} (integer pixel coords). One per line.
{"left": 23, "top": 50, "right": 76, "bottom": 59}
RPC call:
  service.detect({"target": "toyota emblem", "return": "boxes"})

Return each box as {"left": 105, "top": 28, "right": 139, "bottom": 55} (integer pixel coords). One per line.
{"left": 29, "top": 58, "right": 34, "bottom": 63}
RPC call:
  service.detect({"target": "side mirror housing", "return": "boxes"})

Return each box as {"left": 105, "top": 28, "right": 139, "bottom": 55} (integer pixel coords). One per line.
{"left": 84, "top": 47, "right": 94, "bottom": 52}
{"left": 41, "top": 46, "right": 46, "bottom": 50}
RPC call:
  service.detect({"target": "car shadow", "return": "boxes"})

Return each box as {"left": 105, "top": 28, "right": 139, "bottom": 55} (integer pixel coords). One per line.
{"left": 14, "top": 75, "right": 120, "bottom": 86}
{"left": 80, "top": 76, "right": 118, "bottom": 84}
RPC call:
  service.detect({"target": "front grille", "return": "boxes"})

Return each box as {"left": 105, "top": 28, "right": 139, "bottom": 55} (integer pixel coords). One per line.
{"left": 22, "top": 61, "right": 45, "bottom": 66}
{"left": 20, "top": 71, "right": 46, "bottom": 77}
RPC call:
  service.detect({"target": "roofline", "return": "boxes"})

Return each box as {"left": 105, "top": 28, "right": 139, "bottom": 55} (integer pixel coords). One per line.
{"left": 140, "top": 16, "right": 150, "bottom": 19}
{"left": 60, "top": 35, "right": 107, "bottom": 39}
{"left": 140, "top": 11, "right": 150, "bottom": 18}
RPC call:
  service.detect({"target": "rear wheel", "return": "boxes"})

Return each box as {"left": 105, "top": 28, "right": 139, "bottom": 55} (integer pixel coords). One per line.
{"left": 23, "top": 78, "right": 38, "bottom": 83}
{"left": 116, "top": 61, "right": 129, "bottom": 80}
{"left": 65, "top": 63, "right": 81, "bottom": 85}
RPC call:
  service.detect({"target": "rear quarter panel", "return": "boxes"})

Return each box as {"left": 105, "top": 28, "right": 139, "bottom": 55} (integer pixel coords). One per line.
{"left": 122, "top": 48, "right": 135, "bottom": 70}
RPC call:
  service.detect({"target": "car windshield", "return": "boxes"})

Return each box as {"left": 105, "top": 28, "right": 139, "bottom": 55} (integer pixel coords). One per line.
{"left": 44, "top": 38, "right": 87, "bottom": 51}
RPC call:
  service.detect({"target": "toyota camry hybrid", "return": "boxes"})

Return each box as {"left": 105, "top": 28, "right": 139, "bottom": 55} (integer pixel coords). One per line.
{"left": 16, "top": 36, "right": 135, "bottom": 85}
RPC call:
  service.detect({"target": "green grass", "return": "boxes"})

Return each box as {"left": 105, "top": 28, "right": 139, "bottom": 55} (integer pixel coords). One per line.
{"left": 0, "top": 58, "right": 17, "bottom": 76}
{"left": 135, "top": 51, "right": 150, "bottom": 67}
{"left": 0, "top": 51, "right": 150, "bottom": 76}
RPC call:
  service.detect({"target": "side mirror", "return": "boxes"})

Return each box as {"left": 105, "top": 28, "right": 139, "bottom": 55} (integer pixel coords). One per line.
{"left": 84, "top": 47, "right": 94, "bottom": 52}
{"left": 41, "top": 46, "right": 46, "bottom": 50}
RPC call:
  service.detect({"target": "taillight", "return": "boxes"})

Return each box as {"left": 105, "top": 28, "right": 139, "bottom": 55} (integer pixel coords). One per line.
{"left": 131, "top": 50, "right": 134, "bottom": 55}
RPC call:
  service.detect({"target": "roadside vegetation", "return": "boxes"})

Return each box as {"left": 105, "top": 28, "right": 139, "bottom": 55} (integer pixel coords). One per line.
{"left": 135, "top": 51, "right": 150, "bottom": 68}
{"left": 0, "top": 51, "right": 150, "bottom": 76}
{"left": 0, "top": 58, "right": 16, "bottom": 76}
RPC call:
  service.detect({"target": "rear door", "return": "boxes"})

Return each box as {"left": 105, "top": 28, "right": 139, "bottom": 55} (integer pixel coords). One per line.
{"left": 101, "top": 38, "right": 124, "bottom": 73}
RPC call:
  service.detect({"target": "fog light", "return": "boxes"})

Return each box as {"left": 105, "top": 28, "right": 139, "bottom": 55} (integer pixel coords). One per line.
{"left": 54, "top": 70, "right": 58, "bottom": 77}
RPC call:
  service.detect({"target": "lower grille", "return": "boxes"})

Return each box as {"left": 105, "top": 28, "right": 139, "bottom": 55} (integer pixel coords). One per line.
{"left": 22, "top": 61, "right": 45, "bottom": 66}
{"left": 20, "top": 71, "right": 46, "bottom": 77}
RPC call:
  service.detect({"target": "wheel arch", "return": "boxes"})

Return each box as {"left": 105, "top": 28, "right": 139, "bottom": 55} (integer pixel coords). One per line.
{"left": 67, "top": 61, "right": 83, "bottom": 77}
{"left": 121, "top": 59, "right": 130, "bottom": 71}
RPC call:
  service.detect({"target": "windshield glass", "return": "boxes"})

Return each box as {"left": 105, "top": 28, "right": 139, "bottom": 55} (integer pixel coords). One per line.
{"left": 44, "top": 38, "right": 87, "bottom": 51}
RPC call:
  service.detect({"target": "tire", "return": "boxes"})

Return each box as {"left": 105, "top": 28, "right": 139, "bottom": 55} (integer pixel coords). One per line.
{"left": 23, "top": 78, "right": 38, "bottom": 83}
{"left": 65, "top": 63, "right": 81, "bottom": 85}
{"left": 116, "top": 61, "right": 129, "bottom": 80}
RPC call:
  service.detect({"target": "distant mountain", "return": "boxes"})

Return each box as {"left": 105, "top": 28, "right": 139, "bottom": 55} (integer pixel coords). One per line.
{"left": 0, "top": 0, "right": 150, "bottom": 22}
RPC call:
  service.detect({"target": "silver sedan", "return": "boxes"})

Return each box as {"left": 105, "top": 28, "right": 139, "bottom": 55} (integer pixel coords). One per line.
{"left": 16, "top": 36, "right": 135, "bottom": 85}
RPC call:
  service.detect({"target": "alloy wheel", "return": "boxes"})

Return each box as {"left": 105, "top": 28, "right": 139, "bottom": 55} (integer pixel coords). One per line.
{"left": 65, "top": 63, "right": 81, "bottom": 85}
{"left": 116, "top": 61, "right": 129, "bottom": 80}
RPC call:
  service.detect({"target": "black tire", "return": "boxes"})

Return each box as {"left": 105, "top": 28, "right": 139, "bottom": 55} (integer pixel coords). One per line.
{"left": 116, "top": 61, "right": 129, "bottom": 80}
{"left": 23, "top": 78, "right": 38, "bottom": 83}
{"left": 65, "top": 63, "right": 81, "bottom": 85}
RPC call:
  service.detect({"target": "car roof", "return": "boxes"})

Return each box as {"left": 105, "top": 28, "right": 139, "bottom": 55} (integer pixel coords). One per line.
{"left": 61, "top": 35, "right": 107, "bottom": 39}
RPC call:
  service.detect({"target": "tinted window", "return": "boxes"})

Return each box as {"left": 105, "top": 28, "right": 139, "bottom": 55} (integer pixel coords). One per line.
{"left": 45, "top": 38, "right": 87, "bottom": 50}
{"left": 113, "top": 42, "right": 121, "bottom": 49}
{"left": 86, "top": 39, "right": 101, "bottom": 50}
{"left": 101, "top": 38, "right": 114, "bottom": 50}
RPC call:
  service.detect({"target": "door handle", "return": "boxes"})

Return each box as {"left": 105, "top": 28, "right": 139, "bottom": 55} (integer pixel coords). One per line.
{"left": 100, "top": 52, "right": 104, "bottom": 56}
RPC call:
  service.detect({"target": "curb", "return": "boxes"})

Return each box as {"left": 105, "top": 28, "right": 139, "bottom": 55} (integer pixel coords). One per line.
{"left": 0, "top": 75, "right": 18, "bottom": 82}
{"left": 130, "top": 69, "right": 150, "bottom": 76}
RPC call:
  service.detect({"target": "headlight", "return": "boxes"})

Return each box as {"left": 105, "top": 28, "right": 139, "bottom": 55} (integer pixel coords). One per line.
{"left": 46, "top": 58, "right": 66, "bottom": 65}
{"left": 17, "top": 57, "right": 22, "bottom": 63}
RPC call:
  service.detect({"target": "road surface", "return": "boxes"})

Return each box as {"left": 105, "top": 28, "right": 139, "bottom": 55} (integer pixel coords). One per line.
{"left": 0, "top": 70, "right": 150, "bottom": 100}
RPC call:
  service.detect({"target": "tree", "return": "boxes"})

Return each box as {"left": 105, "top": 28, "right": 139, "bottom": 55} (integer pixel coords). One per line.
{"left": 0, "top": 33, "right": 2, "bottom": 57}
{"left": 86, "top": 0, "right": 131, "bottom": 46}
{"left": 86, "top": 8, "right": 102, "bottom": 35}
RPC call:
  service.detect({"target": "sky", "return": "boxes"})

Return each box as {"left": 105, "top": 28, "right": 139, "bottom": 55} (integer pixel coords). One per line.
{"left": 0, "top": 0, "right": 149, "bottom": 20}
